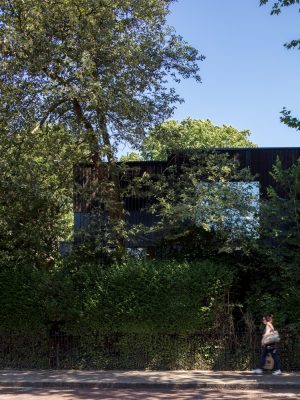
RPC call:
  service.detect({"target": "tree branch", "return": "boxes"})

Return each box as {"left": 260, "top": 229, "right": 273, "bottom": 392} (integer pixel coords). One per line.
{"left": 72, "top": 98, "right": 94, "bottom": 132}
{"left": 31, "top": 98, "right": 68, "bottom": 134}
{"left": 72, "top": 98, "right": 100, "bottom": 162}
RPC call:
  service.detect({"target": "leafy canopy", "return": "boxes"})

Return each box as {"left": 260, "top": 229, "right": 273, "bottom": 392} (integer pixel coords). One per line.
{"left": 141, "top": 118, "right": 256, "bottom": 161}
{"left": 0, "top": 0, "right": 203, "bottom": 256}
{"left": 0, "top": 0, "right": 203, "bottom": 158}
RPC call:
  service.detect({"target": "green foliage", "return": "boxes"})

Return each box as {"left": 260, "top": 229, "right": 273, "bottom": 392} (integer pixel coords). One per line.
{"left": 261, "top": 157, "right": 300, "bottom": 276}
{"left": 260, "top": 1, "right": 300, "bottom": 19}
{"left": 0, "top": 259, "right": 235, "bottom": 335}
{"left": 142, "top": 118, "right": 256, "bottom": 161}
{"left": 0, "top": 126, "right": 86, "bottom": 268}
{"left": 282, "top": 288, "right": 300, "bottom": 328}
{"left": 120, "top": 152, "right": 144, "bottom": 162}
{"left": 0, "top": 329, "right": 263, "bottom": 370}
{"left": 0, "top": 0, "right": 202, "bottom": 155}
{"left": 0, "top": 266, "right": 46, "bottom": 333}
{"left": 46, "top": 332, "right": 258, "bottom": 370}
{"left": 0, "top": 0, "right": 203, "bottom": 253}
{"left": 85, "top": 258, "right": 234, "bottom": 333}
{"left": 244, "top": 157, "right": 300, "bottom": 328}
{"left": 280, "top": 108, "right": 300, "bottom": 131}
{"left": 132, "top": 150, "right": 259, "bottom": 257}
{"left": 245, "top": 289, "right": 300, "bottom": 333}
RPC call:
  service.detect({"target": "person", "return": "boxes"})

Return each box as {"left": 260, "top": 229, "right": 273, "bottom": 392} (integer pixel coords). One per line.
{"left": 252, "top": 314, "right": 282, "bottom": 375}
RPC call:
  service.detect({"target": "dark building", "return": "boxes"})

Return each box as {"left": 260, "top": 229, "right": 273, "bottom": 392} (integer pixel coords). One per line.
{"left": 73, "top": 147, "right": 300, "bottom": 249}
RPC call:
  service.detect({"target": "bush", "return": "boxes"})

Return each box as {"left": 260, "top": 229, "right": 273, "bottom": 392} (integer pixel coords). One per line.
{"left": 0, "top": 259, "right": 235, "bottom": 335}
{"left": 79, "top": 258, "right": 235, "bottom": 333}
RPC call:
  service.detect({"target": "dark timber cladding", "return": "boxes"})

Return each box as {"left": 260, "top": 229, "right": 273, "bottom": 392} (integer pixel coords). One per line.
{"left": 216, "top": 147, "right": 300, "bottom": 195}
{"left": 170, "top": 147, "right": 300, "bottom": 196}
{"left": 74, "top": 160, "right": 168, "bottom": 213}
{"left": 74, "top": 147, "right": 300, "bottom": 213}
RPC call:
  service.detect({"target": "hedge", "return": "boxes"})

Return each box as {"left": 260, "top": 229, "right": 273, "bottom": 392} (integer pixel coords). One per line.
{"left": 0, "top": 258, "right": 235, "bottom": 335}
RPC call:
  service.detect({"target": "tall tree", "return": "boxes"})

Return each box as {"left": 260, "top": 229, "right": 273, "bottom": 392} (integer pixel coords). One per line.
{"left": 0, "top": 0, "right": 202, "bottom": 253}
{"left": 260, "top": 0, "right": 300, "bottom": 131}
{"left": 141, "top": 118, "right": 256, "bottom": 161}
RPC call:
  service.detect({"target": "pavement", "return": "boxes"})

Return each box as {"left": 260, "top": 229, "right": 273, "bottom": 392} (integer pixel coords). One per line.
{"left": 0, "top": 370, "right": 300, "bottom": 390}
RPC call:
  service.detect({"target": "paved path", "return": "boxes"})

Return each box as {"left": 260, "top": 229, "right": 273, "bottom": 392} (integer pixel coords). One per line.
{"left": 0, "top": 387, "right": 299, "bottom": 399}
{"left": 0, "top": 370, "right": 300, "bottom": 390}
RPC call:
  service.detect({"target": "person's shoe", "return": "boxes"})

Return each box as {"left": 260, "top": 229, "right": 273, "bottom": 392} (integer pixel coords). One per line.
{"left": 272, "top": 370, "right": 282, "bottom": 376}
{"left": 252, "top": 368, "right": 263, "bottom": 374}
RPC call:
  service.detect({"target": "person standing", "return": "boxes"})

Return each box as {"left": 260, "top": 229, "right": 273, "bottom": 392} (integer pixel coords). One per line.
{"left": 253, "top": 314, "right": 282, "bottom": 375}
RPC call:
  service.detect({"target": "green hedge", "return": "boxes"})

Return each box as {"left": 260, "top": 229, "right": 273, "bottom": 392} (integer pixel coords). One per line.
{"left": 0, "top": 258, "right": 235, "bottom": 335}
{"left": 1, "top": 259, "right": 300, "bottom": 370}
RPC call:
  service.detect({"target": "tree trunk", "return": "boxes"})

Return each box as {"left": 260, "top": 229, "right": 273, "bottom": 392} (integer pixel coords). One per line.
{"left": 97, "top": 111, "right": 126, "bottom": 258}
{"left": 73, "top": 98, "right": 126, "bottom": 257}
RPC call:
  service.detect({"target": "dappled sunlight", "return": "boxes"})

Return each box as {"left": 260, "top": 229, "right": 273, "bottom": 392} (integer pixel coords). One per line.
{"left": 0, "top": 388, "right": 300, "bottom": 400}
{"left": 0, "top": 369, "right": 299, "bottom": 386}
{"left": 0, "top": 369, "right": 300, "bottom": 400}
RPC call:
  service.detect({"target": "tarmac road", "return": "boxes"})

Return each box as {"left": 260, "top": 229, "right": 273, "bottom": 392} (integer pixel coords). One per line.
{"left": 0, "top": 387, "right": 299, "bottom": 400}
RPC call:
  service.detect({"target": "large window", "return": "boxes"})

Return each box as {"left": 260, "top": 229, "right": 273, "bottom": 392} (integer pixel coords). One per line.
{"left": 195, "top": 181, "right": 260, "bottom": 237}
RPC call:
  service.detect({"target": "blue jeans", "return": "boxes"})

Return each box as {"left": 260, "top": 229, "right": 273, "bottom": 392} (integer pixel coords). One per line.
{"left": 259, "top": 345, "right": 281, "bottom": 370}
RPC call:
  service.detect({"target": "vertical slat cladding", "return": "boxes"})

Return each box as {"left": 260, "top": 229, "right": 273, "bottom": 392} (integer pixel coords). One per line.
{"left": 219, "top": 148, "right": 300, "bottom": 197}
{"left": 248, "top": 148, "right": 300, "bottom": 197}
{"left": 250, "top": 149, "right": 270, "bottom": 195}
{"left": 74, "top": 149, "right": 300, "bottom": 213}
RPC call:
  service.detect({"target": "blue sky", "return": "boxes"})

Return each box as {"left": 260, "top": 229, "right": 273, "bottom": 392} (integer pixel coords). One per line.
{"left": 166, "top": 0, "right": 300, "bottom": 147}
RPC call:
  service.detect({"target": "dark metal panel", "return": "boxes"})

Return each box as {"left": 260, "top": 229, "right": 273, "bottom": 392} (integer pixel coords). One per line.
{"left": 74, "top": 212, "right": 91, "bottom": 230}
{"left": 73, "top": 148, "right": 300, "bottom": 247}
{"left": 200, "top": 148, "right": 300, "bottom": 197}
{"left": 74, "top": 161, "right": 168, "bottom": 212}
{"left": 126, "top": 211, "right": 163, "bottom": 247}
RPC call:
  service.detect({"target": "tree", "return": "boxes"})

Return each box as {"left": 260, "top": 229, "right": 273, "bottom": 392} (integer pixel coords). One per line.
{"left": 260, "top": 0, "right": 300, "bottom": 131}
{"left": 120, "top": 152, "right": 143, "bottom": 162}
{"left": 261, "top": 157, "right": 300, "bottom": 275}
{"left": 141, "top": 118, "right": 256, "bottom": 160}
{"left": 0, "top": 126, "right": 86, "bottom": 268}
{"left": 245, "top": 156, "right": 300, "bottom": 327}
{"left": 128, "top": 149, "right": 259, "bottom": 258}
{"left": 0, "top": 0, "right": 202, "bottom": 254}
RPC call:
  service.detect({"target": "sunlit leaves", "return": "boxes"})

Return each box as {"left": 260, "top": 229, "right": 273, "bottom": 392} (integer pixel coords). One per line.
{"left": 142, "top": 119, "right": 256, "bottom": 161}
{"left": 0, "top": 0, "right": 202, "bottom": 153}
